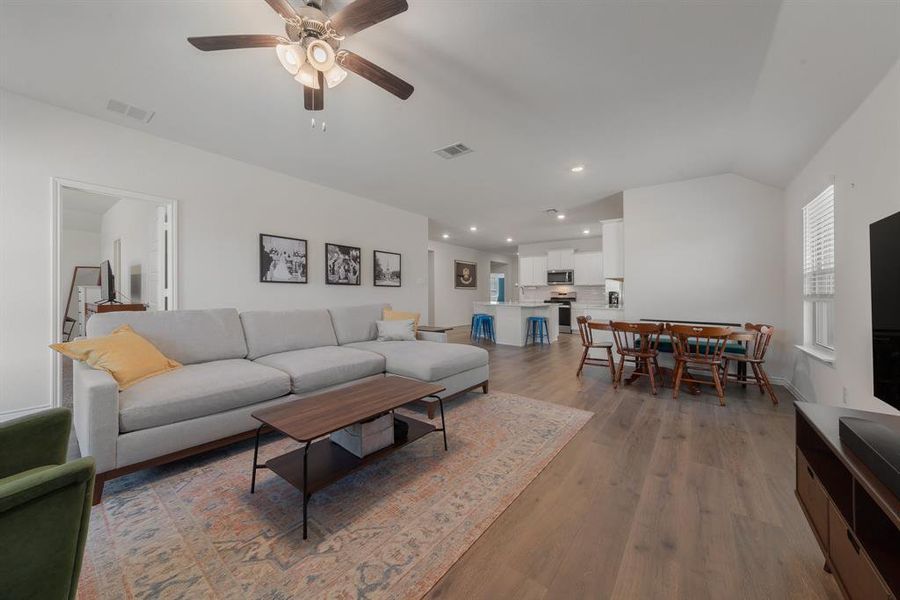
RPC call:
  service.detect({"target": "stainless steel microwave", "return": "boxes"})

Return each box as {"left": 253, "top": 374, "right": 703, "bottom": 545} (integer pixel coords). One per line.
{"left": 547, "top": 270, "right": 574, "bottom": 285}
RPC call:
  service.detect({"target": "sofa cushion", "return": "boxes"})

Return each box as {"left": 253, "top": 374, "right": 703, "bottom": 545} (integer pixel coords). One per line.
{"left": 87, "top": 309, "right": 247, "bottom": 365}
{"left": 118, "top": 359, "right": 290, "bottom": 433}
{"left": 240, "top": 309, "right": 338, "bottom": 360}
{"left": 328, "top": 304, "right": 389, "bottom": 345}
{"left": 346, "top": 341, "right": 488, "bottom": 382}
{"left": 255, "top": 346, "right": 385, "bottom": 394}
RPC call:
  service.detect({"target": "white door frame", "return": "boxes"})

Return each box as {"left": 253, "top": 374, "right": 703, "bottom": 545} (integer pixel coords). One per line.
{"left": 51, "top": 177, "right": 179, "bottom": 408}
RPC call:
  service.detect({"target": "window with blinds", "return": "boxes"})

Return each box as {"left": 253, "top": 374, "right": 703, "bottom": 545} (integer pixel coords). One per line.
{"left": 803, "top": 185, "right": 835, "bottom": 350}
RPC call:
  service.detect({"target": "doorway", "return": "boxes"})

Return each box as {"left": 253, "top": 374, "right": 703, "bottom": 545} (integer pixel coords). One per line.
{"left": 52, "top": 179, "right": 178, "bottom": 407}
{"left": 490, "top": 260, "right": 509, "bottom": 303}
{"left": 427, "top": 249, "right": 436, "bottom": 326}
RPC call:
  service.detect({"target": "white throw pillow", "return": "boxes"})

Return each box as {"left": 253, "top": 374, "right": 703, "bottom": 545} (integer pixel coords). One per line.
{"left": 376, "top": 319, "right": 416, "bottom": 341}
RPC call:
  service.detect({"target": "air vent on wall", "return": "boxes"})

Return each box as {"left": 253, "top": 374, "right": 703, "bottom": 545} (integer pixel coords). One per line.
{"left": 106, "top": 99, "right": 155, "bottom": 124}
{"left": 433, "top": 142, "right": 473, "bottom": 159}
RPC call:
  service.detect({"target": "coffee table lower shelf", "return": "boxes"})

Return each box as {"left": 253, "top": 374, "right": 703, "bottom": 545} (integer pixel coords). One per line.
{"left": 265, "top": 415, "right": 435, "bottom": 495}
{"left": 252, "top": 413, "right": 443, "bottom": 539}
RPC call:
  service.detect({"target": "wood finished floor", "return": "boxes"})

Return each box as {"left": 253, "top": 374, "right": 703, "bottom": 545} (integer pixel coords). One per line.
{"left": 426, "top": 329, "right": 842, "bottom": 600}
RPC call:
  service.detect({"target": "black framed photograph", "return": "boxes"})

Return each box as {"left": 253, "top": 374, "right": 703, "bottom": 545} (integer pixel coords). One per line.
{"left": 325, "top": 243, "right": 361, "bottom": 285}
{"left": 454, "top": 260, "right": 478, "bottom": 289}
{"left": 260, "top": 234, "right": 307, "bottom": 283}
{"left": 373, "top": 250, "right": 401, "bottom": 287}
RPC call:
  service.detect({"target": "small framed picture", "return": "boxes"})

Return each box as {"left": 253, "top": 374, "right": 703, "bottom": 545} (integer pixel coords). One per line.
{"left": 454, "top": 260, "right": 477, "bottom": 289}
{"left": 373, "top": 250, "right": 401, "bottom": 287}
{"left": 260, "top": 234, "right": 307, "bottom": 284}
{"left": 326, "top": 243, "right": 362, "bottom": 285}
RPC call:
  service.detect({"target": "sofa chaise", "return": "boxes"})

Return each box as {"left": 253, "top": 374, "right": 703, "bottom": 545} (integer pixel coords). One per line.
{"left": 75, "top": 304, "right": 488, "bottom": 503}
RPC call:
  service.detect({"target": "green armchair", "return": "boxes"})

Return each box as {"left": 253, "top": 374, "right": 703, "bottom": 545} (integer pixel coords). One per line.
{"left": 0, "top": 408, "right": 95, "bottom": 600}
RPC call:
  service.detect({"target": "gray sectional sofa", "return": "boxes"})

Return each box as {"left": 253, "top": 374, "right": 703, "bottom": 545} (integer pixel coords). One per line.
{"left": 74, "top": 304, "right": 488, "bottom": 502}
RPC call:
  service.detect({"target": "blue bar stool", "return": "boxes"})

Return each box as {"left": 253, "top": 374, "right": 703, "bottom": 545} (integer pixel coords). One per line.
{"left": 525, "top": 316, "right": 550, "bottom": 346}
{"left": 471, "top": 314, "right": 495, "bottom": 342}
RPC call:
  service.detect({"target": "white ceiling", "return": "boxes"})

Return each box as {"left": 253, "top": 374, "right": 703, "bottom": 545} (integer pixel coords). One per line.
{"left": 3, "top": 0, "right": 898, "bottom": 250}
{"left": 61, "top": 187, "right": 119, "bottom": 232}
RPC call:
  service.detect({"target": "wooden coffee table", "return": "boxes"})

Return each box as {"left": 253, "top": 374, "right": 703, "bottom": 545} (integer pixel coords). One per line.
{"left": 249, "top": 376, "right": 447, "bottom": 539}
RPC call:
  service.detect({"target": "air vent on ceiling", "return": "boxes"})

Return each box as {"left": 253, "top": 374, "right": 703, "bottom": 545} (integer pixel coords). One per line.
{"left": 433, "top": 142, "right": 473, "bottom": 159}
{"left": 106, "top": 99, "right": 155, "bottom": 124}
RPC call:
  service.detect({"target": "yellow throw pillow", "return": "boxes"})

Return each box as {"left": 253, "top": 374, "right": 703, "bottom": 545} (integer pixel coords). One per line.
{"left": 383, "top": 309, "right": 420, "bottom": 334}
{"left": 50, "top": 325, "right": 181, "bottom": 390}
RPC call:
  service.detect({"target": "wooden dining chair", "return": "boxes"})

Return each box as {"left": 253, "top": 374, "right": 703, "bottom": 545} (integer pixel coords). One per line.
{"left": 722, "top": 323, "right": 778, "bottom": 405}
{"left": 609, "top": 321, "right": 665, "bottom": 394}
{"left": 669, "top": 324, "right": 732, "bottom": 405}
{"left": 575, "top": 316, "right": 616, "bottom": 382}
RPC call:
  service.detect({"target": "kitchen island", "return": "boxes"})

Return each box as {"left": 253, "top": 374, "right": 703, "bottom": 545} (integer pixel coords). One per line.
{"left": 473, "top": 302, "right": 559, "bottom": 346}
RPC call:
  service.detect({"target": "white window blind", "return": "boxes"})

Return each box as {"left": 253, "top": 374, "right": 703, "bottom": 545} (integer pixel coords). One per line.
{"left": 803, "top": 185, "right": 835, "bottom": 300}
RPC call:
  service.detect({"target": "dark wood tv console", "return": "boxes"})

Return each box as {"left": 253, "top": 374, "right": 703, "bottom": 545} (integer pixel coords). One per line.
{"left": 795, "top": 402, "right": 899, "bottom": 599}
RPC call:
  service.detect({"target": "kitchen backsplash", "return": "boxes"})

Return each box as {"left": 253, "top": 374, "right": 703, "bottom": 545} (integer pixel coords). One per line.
{"left": 519, "top": 285, "right": 608, "bottom": 304}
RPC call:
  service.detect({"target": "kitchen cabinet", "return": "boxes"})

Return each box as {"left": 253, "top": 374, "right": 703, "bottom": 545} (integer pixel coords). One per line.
{"left": 547, "top": 248, "right": 575, "bottom": 271}
{"left": 602, "top": 220, "right": 624, "bottom": 279}
{"left": 534, "top": 255, "right": 548, "bottom": 283}
{"left": 518, "top": 255, "right": 548, "bottom": 287}
{"left": 573, "top": 251, "right": 603, "bottom": 285}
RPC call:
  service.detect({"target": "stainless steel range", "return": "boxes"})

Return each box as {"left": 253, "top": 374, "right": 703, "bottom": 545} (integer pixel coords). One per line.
{"left": 544, "top": 293, "right": 576, "bottom": 333}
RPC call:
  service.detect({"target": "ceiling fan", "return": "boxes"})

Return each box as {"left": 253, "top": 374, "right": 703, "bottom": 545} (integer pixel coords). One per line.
{"left": 187, "top": 0, "right": 413, "bottom": 111}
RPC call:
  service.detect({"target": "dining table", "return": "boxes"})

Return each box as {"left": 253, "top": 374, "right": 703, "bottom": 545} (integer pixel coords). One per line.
{"left": 588, "top": 320, "right": 755, "bottom": 395}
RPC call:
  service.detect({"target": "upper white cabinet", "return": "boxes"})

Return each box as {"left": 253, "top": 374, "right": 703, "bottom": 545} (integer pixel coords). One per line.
{"left": 573, "top": 251, "right": 603, "bottom": 285}
{"left": 532, "top": 255, "right": 548, "bottom": 284}
{"left": 518, "top": 255, "right": 549, "bottom": 286}
{"left": 547, "top": 248, "right": 575, "bottom": 271}
{"left": 602, "top": 220, "right": 624, "bottom": 279}
{"left": 517, "top": 257, "right": 531, "bottom": 286}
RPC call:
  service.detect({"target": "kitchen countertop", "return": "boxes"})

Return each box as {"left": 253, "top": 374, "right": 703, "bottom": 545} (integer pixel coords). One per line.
{"left": 474, "top": 301, "right": 557, "bottom": 308}
{"left": 571, "top": 303, "right": 624, "bottom": 310}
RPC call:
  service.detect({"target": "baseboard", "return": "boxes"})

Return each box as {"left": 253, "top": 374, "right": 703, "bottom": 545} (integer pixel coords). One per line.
{"left": 780, "top": 379, "right": 809, "bottom": 403}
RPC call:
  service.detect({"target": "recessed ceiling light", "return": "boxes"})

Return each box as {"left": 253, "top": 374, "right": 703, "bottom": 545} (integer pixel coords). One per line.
{"left": 557, "top": 214, "right": 566, "bottom": 220}
{"left": 570, "top": 165, "right": 585, "bottom": 173}
{"left": 506, "top": 237, "right": 513, "bottom": 243}
{"left": 469, "top": 226, "right": 478, "bottom": 232}
{"left": 442, "top": 233, "right": 450, "bottom": 239}
{"left": 583, "top": 229, "right": 591, "bottom": 235}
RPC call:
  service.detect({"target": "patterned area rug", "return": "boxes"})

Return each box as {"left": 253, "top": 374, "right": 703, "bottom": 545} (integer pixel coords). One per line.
{"left": 77, "top": 392, "right": 592, "bottom": 599}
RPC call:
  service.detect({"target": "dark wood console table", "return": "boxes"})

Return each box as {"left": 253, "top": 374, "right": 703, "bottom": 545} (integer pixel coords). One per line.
{"left": 795, "top": 402, "right": 899, "bottom": 599}
{"left": 85, "top": 302, "right": 146, "bottom": 320}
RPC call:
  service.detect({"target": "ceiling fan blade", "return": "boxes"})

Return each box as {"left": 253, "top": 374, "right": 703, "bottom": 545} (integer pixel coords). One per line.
{"left": 304, "top": 72, "right": 325, "bottom": 111}
{"left": 264, "top": 0, "right": 298, "bottom": 20}
{"left": 188, "top": 35, "right": 285, "bottom": 51}
{"left": 329, "top": 0, "right": 408, "bottom": 36}
{"left": 338, "top": 51, "right": 413, "bottom": 100}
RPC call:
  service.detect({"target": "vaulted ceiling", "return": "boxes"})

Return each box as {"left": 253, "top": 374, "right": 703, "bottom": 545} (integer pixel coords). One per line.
{"left": 2, "top": 0, "right": 898, "bottom": 250}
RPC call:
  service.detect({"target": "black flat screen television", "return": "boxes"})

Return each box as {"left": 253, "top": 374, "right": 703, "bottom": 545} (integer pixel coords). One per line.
{"left": 870, "top": 211, "right": 900, "bottom": 410}
{"left": 100, "top": 259, "right": 116, "bottom": 303}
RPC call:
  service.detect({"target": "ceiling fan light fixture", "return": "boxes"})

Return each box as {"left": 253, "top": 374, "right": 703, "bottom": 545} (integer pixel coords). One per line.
{"left": 276, "top": 43, "right": 304, "bottom": 75}
{"left": 295, "top": 63, "right": 320, "bottom": 89}
{"left": 324, "top": 64, "right": 347, "bottom": 88}
{"left": 306, "top": 39, "right": 336, "bottom": 71}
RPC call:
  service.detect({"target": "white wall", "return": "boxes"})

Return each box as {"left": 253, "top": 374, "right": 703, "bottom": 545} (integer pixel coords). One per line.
{"left": 427, "top": 240, "right": 517, "bottom": 326}
{"left": 782, "top": 60, "right": 900, "bottom": 414}
{"left": 100, "top": 197, "right": 159, "bottom": 305}
{"left": 623, "top": 173, "right": 787, "bottom": 377}
{"left": 0, "top": 90, "right": 429, "bottom": 417}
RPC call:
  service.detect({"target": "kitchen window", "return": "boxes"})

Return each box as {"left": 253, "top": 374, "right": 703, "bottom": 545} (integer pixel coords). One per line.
{"left": 802, "top": 185, "right": 835, "bottom": 356}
